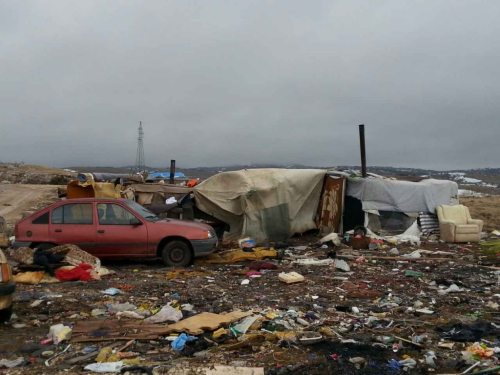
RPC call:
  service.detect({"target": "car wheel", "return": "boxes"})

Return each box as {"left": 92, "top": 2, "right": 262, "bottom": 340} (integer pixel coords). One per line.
{"left": 35, "top": 243, "right": 55, "bottom": 251}
{"left": 161, "top": 240, "right": 193, "bottom": 267}
{"left": 0, "top": 306, "right": 13, "bottom": 323}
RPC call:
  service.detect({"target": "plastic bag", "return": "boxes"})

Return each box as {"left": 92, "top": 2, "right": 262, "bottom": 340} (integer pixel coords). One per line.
{"left": 233, "top": 316, "right": 259, "bottom": 334}
{"left": 144, "top": 303, "right": 182, "bottom": 324}
{"left": 171, "top": 333, "right": 197, "bottom": 350}
{"left": 108, "top": 302, "right": 136, "bottom": 313}
{"left": 84, "top": 361, "right": 123, "bottom": 373}
{"left": 47, "top": 324, "right": 72, "bottom": 344}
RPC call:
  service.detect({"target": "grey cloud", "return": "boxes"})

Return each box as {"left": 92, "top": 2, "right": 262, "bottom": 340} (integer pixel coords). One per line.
{"left": 0, "top": 0, "right": 499, "bottom": 170}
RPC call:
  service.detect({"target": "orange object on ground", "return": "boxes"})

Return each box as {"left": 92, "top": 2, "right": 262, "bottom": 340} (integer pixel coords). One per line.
{"left": 187, "top": 179, "right": 198, "bottom": 187}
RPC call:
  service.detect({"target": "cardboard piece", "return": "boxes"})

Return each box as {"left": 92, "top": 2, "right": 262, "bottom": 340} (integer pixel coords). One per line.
{"left": 72, "top": 311, "right": 254, "bottom": 342}
{"left": 278, "top": 272, "right": 305, "bottom": 284}
{"left": 165, "top": 311, "right": 253, "bottom": 335}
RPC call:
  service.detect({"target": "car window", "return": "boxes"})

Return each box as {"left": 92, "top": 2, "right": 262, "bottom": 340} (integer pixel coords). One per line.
{"left": 33, "top": 212, "right": 49, "bottom": 224}
{"left": 123, "top": 200, "right": 159, "bottom": 222}
{"left": 51, "top": 204, "right": 93, "bottom": 225}
{"left": 97, "top": 204, "right": 137, "bottom": 225}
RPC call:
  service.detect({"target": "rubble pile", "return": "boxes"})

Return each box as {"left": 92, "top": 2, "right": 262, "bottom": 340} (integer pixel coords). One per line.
{"left": 0, "top": 163, "right": 75, "bottom": 185}
{"left": 2, "top": 232, "right": 500, "bottom": 374}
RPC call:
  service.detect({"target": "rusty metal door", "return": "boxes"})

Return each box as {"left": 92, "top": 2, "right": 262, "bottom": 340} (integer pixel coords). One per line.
{"left": 317, "top": 176, "right": 345, "bottom": 235}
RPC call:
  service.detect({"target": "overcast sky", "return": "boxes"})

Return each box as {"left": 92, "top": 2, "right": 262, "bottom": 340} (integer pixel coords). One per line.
{"left": 0, "top": 1, "right": 499, "bottom": 170}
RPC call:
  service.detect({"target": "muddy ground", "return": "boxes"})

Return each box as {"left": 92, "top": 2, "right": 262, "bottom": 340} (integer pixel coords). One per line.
{"left": 0, "top": 184, "right": 61, "bottom": 227}
{"left": 2, "top": 236, "right": 500, "bottom": 374}
{"left": 1, "top": 185, "right": 500, "bottom": 374}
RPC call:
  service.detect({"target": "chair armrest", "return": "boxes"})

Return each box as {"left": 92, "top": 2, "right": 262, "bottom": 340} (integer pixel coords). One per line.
{"left": 468, "top": 219, "right": 483, "bottom": 231}
{"left": 439, "top": 220, "right": 456, "bottom": 242}
{"left": 439, "top": 220, "right": 456, "bottom": 226}
{"left": 467, "top": 219, "right": 482, "bottom": 226}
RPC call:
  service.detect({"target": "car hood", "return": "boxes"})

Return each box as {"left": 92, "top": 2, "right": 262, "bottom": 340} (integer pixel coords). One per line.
{"left": 153, "top": 219, "right": 214, "bottom": 231}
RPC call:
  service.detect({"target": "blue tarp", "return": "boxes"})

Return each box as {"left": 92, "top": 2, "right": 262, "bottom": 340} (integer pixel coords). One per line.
{"left": 149, "top": 172, "right": 186, "bottom": 179}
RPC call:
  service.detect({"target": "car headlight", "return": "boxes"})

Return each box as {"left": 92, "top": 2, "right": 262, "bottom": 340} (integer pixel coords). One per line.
{"left": 206, "top": 230, "right": 216, "bottom": 239}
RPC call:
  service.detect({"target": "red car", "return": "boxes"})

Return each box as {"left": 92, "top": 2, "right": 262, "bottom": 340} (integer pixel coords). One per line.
{"left": 14, "top": 198, "right": 217, "bottom": 267}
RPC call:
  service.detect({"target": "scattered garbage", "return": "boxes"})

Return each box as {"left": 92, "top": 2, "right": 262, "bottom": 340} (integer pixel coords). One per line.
{"left": 333, "top": 259, "right": 351, "bottom": 272}
{"left": 144, "top": 303, "right": 183, "bottom": 324}
{"left": 171, "top": 333, "right": 197, "bottom": 350}
{"left": 0, "top": 357, "right": 24, "bottom": 369}
{"left": 238, "top": 238, "right": 256, "bottom": 250}
{"left": 107, "top": 302, "right": 136, "bottom": 313}
{"left": 320, "top": 233, "right": 341, "bottom": 246}
{"left": 47, "top": 324, "right": 72, "bottom": 344}
{"left": 165, "top": 196, "right": 177, "bottom": 204}
{"left": 402, "top": 250, "right": 421, "bottom": 259}
{"left": 84, "top": 361, "right": 123, "bottom": 373}
{"left": 438, "top": 283, "right": 464, "bottom": 294}
{"left": 4, "top": 207, "right": 500, "bottom": 374}
{"left": 405, "top": 270, "right": 424, "bottom": 277}
{"left": 278, "top": 272, "right": 305, "bottom": 284}
{"left": 101, "top": 288, "right": 121, "bottom": 295}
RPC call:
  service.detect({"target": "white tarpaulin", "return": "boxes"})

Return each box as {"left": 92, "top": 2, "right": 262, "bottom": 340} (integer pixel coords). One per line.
{"left": 193, "top": 169, "right": 326, "bottom": 241}
{"left": 346, "top": 177, "right": 458, "bottom": 214}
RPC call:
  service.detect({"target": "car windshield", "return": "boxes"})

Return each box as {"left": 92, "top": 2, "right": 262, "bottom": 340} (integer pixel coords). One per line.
{"left": 123, "top": 201, "right": 159, "bottom": 222}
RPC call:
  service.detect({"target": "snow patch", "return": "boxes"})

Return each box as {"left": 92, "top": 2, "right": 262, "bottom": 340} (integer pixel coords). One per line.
{"left": 458, "top": 189, "right": 483, "bottom": 197}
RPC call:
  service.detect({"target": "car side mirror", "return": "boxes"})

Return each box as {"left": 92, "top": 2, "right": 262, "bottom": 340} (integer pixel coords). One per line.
{"left": 130, "top": 217, "right": 142, "bottom": 226}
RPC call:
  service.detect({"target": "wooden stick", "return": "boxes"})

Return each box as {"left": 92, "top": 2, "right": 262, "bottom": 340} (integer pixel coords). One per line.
{"left": 479, "top": 266, "right": 500, "bottom": 270}
{"left": 116, "top": 339, "right": 135, "bottom": 353}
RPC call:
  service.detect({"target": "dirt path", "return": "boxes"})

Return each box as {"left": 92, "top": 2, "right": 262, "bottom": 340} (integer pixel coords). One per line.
{"left": 0, "top": 184, "right": 59, "bottom": 225}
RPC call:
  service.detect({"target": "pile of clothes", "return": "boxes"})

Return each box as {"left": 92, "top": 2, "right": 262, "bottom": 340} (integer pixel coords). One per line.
{"left": 8, "top": 244, "right": 109, "bottom": 284}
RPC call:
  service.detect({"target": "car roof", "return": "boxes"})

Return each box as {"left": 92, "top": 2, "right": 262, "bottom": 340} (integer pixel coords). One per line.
{"left": 61, "top": 198, "right": 128, "bottom": 202}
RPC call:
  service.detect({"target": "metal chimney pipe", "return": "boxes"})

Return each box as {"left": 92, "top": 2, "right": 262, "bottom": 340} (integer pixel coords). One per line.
{"left": 359, "top": 125, "right": 367, "bottom": 178}
{"left": 170, "top": 160, "right": 176, "bottom": 184}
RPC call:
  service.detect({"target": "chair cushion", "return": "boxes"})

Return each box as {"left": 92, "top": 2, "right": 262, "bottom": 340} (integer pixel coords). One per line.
{"left": 441, "top": 205, "right": 468, "bottom": 225}
{"left": 456, "top": 224, "right": 479, "bottom": 234}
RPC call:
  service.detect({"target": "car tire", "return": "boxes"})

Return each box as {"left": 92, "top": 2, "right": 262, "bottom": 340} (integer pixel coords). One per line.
{"left": 35, "top": 243, "right": 55, "bottom": 251}
{"left": 161, "top": 240, "right": 193, "bottom": 267}
{"left": 0, "top": 306, "right": 13, "bottom": 323}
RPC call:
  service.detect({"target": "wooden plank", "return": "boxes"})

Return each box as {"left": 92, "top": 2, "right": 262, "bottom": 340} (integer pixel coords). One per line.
{"left": 72, "top": 311, "right": 254, "bottom": 342}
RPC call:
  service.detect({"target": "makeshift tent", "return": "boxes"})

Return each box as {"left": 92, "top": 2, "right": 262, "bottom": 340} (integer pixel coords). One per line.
{"left": 341, "top": 175, "right": 458, "bottom": 234}
{"left": 193, "top": 169, "right": 326, "bottom": 241}
{"left": 346, "top": 177, "right": 457, "bottom": 213}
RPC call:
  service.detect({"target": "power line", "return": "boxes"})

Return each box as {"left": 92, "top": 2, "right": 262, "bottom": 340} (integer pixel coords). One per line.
{"left": 135, "top": 121, "right": 145, "bottom": 173}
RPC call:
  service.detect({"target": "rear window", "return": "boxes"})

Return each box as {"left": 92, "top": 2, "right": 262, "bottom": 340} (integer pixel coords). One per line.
{"left": 52, "top": 204, "right": 93, "bottom": 225}
{"left": 32, "top": 212, "right": 49, "bottom": 224}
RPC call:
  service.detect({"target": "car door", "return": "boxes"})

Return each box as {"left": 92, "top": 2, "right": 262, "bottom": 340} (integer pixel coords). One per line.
{"left": 49, "top": 202, "right": 96, "bottom": 253}
{"left": 94, "top": 203, "right": 148, "bottom": 257}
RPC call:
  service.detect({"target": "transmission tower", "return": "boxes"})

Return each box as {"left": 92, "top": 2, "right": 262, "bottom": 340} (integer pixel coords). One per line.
{"left": 135, "top": 121, "right": 145, "bottom": 173}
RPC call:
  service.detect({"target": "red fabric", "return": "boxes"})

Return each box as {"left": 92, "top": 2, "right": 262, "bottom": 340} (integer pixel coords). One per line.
{"left": 246, "top": 271, "right": 262, "bottom": 277}
{"left": 55, "top": 263, "right": 94, "bottom": 282}
{"left": 248, "top": 262, "right": 278, "bottom": 271}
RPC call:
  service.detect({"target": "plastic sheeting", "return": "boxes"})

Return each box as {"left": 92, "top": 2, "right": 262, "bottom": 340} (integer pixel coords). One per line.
{"left": 346, "top": 178, "right": 458, "bottom": 214}
{"left": 193, "top": 169, "right": 326, "bottom": 241}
